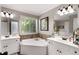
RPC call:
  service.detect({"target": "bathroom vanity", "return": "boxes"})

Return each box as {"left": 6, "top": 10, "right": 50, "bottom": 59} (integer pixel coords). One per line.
{"left": 0, "top": 36, "right": 20, "bottom": 55}
{"left": 48, "top": 37, "right": 79, "bottom": 55}
{"left": 0, "top": 13, "right": 20, "bottom": 54}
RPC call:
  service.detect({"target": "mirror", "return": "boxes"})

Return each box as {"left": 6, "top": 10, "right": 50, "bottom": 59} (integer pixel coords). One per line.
{"left": 1, "top": 18, "right": 10, "bottom": 36}
{"left": 54, "top": 20, "right": 73, "bottom": 36}
{"left": 54, "top": 13, "right": 77, "bottom": 37}
{"left": 1, "top": 17, "right": 19, "bottom": 36}
{"left": 11, "top": 21, "right": 19, "bottom": 35}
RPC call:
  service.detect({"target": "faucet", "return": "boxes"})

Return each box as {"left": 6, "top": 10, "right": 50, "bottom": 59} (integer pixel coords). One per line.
{"left": 73, "top": 28, "right": 79, "bottom": 44}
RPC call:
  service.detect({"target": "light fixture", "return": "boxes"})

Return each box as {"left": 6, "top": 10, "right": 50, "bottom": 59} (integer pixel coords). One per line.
{"left": 57, "top": 9, "right": 61, "bottom": 14}
{"left": 65, "top": 7, "right": 69, "bottom": 14}
{"left": 57, "top": 9, "right": 64, "bottom": 16}
{"left": 57, "top": 4, "right": 75, "bottom": 16}
{"left": 6, "top": 12, "right": 9, "bottom": 17}
{"left": 59, "top": 9, "right": 64, "bottom": 16}
{"left": 10, "top": 13, "right": 14, "bottom": 18}
{"left": 62, "top": 7, "right": 68, "bottom": 15}
{"left": 0, "top": 11, "right": 14, "bottom": 18}
{"left": 62, "top": 7, "right": 66, "bottom": 14}
{"left": 0, "top": 11, "right": 5, "bottom": 17}
{"left": 67, "top": 5, "right": 74, "bottom": 13}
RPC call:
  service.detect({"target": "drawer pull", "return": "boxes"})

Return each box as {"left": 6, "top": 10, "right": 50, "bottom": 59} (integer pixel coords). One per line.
{"left": 4, "top": 46, "right": 8, "bottom": 48}
{"left": 57, "top": 50, "right": 59, "bottom": 52}
{"left": 57, "top": 50, "right": 62, "bottom": 53}
{"left": 6, "top": 46, "right": 8, "bottom": 47}
{"left": 59, "top": 51, "right": 62, "bottom": 53}
{"left": 74, "top": 51, "right": 77, "bottom": 53}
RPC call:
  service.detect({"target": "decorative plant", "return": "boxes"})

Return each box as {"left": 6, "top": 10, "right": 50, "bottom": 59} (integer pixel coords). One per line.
{"left": 54, "top": 24, "right": 59, "bottom": 33}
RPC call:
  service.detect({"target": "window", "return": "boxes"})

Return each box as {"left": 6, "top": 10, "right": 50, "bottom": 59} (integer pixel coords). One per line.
{"left": 20, "top": 16, "right": 38, "bottom": 34}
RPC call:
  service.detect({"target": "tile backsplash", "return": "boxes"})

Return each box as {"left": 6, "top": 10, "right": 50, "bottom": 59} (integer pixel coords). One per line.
{"left": 20, "top": 33, "right": 49, "bottom": 40}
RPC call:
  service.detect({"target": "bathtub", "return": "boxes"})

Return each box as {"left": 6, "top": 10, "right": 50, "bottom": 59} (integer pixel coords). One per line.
{"left": 20, "top": 38, "right": 48, "bottom": 55}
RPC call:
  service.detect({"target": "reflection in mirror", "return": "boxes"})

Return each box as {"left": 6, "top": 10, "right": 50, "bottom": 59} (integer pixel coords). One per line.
{"left": 11, "top": 21, "right": 19, "bottom": 35}
{"left": 1, "top": 18, "right": 10, "bottom": 36}
{"left": 1, "top": 17, "right": 19, "bottom": 36}
{"left": 54, "top": 20, "right": 70, "bottom": 36}
{"left": 54, "top": 13, "right": 77, "bottom": 38}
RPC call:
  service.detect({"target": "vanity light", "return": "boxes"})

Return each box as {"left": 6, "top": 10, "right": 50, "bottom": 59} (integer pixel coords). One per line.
{"left": 6, "top": 12, "right": 9, "bottom": 17}
{"left": 10, "top": 13, "right": 14, "bottom": 18}
{"left": 57, "top": 9, "right": 62, "bottom": 14}
{"left": 57, "top": 4, "right": 75, "bottom": 16}
{"left": 67, "top": 5, "right": 74, "bottom": 13}
{"left": 57, "top": 9, "right": 64, "bottom": 16}
{"left": 0, "top": 11, "right": 5, "bottom": 17}
{"left": 62, "top": 7, "right": 67, "bottom": 14}
{"left": 0, "top": 11, "right": 14, "bottom": 18}
{"left": 64, "top": 7, "right": 69, "bottom": 14}
{"left": 62, "top": 7, "right": 68, "bottom": 15}
{"left": 59, "top": 10, "right": 64, "bottom": 16}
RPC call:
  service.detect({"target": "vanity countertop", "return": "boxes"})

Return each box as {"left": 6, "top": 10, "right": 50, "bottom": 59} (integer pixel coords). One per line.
{"left": 1, "top": 35, "right": 20, "bottom": 40}
{"left": 47, "top": 37, "right": 79, "bottom": 49}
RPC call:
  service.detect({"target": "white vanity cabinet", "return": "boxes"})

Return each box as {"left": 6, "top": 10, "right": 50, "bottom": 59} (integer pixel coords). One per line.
{"left": 48, "top": 38, "right": 79, "bottom": 55}
{"left": 1, "top": 38, "right": 20, "bottom": 55}
{"left": 48, "top": 40, "right": 69, "bottom": 55}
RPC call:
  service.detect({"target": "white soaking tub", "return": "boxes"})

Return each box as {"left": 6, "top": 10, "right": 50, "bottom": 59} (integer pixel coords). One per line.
{"left": 20, "top": 38, "right": 48, "bottom": 55}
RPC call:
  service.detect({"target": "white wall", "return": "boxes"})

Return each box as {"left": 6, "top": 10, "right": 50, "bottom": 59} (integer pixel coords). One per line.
{"left": 39, "top": 5, "right": 69, "bottom": 35}
{"left": 39, "top": 4, "right": 77, "bottom": 35}
{"left": 39, "top": 12, "right": 55, "bottom": 35}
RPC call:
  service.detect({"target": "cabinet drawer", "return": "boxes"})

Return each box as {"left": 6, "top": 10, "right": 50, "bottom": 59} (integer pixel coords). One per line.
{"left": 48, "top": 40, "right": 74, "bottom": 55}
{"left": 57, "top": 43, "right": 71, "bottom": 55}
{"left": 1, "top": 39, "right": 20, "bottom": 54}
{"left": 48, "top": 46, "right": 60, "bottom": 55}
{"left": 6, "top": 39, "right": 17, "bottom": 44}
{"left": 7, "top": 44, "right": 19, "bottom": 54}
{"left": 2, "top": 39, "right": 19, "bottom": 45}
{"left": 48, "top": 41, "right": 60, "bottom": 55}
{"left": 69, "top": 46, "right": 79, "bottom": 55}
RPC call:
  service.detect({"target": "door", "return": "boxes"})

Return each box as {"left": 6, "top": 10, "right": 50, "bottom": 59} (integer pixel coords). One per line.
{"left": 7, "top": 39, "right": 19, "bottom": 54}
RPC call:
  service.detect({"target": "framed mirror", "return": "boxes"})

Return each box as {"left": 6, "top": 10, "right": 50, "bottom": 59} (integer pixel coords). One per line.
{"left": 1, "top": 18, "right": 10, "bottom": 36}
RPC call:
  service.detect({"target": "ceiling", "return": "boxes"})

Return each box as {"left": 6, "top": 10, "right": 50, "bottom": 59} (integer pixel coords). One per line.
{"left": 1, "top": 4, "right": 60, "bottom": 16}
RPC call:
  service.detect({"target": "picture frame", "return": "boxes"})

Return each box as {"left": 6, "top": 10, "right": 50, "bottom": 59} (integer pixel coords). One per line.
{"left": 40, "top": 17, "right": 49, "bottom": 31}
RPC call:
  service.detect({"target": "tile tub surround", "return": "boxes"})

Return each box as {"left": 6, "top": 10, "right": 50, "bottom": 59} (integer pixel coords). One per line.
{"left": 38, "top": 33, "right": 49, "bottom": 39}
{"left": 20, "top": 34, "right": 39, "bottom": 40}
{"left": 20, "top": 33, "right": 49, "bottom": 41}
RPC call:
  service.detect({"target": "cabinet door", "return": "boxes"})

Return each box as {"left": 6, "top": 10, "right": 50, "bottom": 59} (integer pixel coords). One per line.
{"left": 1, "top": 40, "right": 8, "bottom": 52}
{"left": 72, "top": 48, "right": 79, "bottom": 55}
{"left": 67, "top": 46, "right": 79, "bottom": 55}
{"left": 7, "top": 39, "right": 19, "bottom": 54}
{"left": 57, "top": 43, "right": 71, "bottom": 55}
{"left": 7, "top": 43, "right": 19, "bottom": 54}
{"left": 48, "top": 40, "right": 60, "bottom": 55}
{"left": 48, "top": 40, "right": 72, "bottom": 55}
{"left": 1, "top": 39, "right": 19, "bottom": 54}
{"left": 48, "top": 40, "right": 79, "bottom": 55}
{"left": 48, "top": 44, "right": 59, "bottom": 55}
{"left": 58, "top": 43, "right": 79, "bottom": 55}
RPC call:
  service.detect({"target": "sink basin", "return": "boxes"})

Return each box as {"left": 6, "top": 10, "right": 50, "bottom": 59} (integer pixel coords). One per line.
{"left": 62, "top": 37, "right": 67, "bottom": 40}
